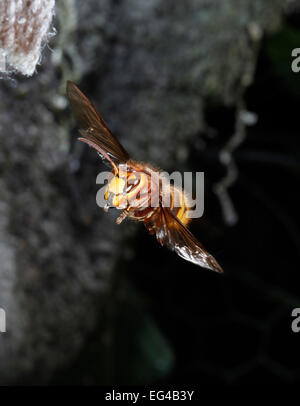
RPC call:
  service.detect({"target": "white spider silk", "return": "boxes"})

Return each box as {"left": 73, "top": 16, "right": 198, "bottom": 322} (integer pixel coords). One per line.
{"left": 0, "top": 0, "right": 55, "bottom": 76}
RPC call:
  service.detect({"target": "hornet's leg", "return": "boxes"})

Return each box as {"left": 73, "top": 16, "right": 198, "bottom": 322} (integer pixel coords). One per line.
{"left": 116, "top": 207, "right": 130, "bottom": 224}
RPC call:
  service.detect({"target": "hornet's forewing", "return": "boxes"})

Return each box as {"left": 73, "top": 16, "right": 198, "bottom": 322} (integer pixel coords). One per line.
{"left": 66, "top": 81, "right": 130, "bottom": 168}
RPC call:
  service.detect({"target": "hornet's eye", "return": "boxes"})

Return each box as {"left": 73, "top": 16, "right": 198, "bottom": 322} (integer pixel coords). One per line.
{"left": 125, "top": 184, "right": 133, "bottom": 193}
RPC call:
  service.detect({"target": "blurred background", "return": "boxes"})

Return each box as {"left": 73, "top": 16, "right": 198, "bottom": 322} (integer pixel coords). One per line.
{"left": 0, "top": 0, "right": 300, "bottom": 385}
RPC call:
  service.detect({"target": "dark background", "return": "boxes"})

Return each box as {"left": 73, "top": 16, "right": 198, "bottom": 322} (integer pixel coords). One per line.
{"left": 0, "top": 0, "right": 300, "bottom": 385}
